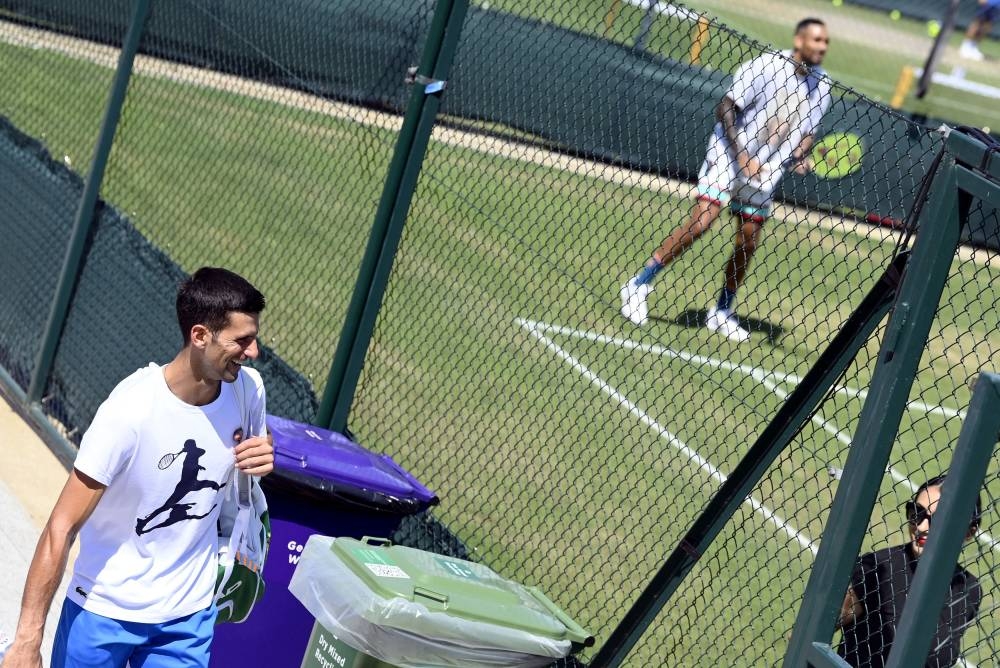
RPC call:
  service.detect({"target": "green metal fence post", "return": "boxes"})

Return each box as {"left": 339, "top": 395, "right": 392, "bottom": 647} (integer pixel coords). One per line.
{"left": 26, "top": 0, "right": 152, "bottom": 404}
{"left": 884, "top": 372, "right": 1000, "bottom": 668}
{"left": 589, "top": 251, "right": 906, "bottom": 668}
{"left": 783, "top": 149, "right": 967, "bottom": 667}
{"left": 315, "top": 0, "right": 469, "bottom": 433}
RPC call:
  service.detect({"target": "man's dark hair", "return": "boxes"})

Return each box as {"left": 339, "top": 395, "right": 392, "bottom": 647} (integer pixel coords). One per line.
{"left": 796, "top": 18, "right": 825, "bottom": 34}
{"left": 913, "top": 475, "right": 984, "bottom": 532}
{"left": 176, "top": 267, "right": 266, "bottom": 343}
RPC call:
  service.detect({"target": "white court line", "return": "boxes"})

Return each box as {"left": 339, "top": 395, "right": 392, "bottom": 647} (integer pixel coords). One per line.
{"left": 519, "top": 318, "right": 999, "bottom": 553}
{"left": 521, "top": 319, "right": 967, "bottom": 420}
{"left": 914, "top": 67, "right": 1000, "bottom": 101}
{"left": 621, "top": 0, "right": 702, "bottom": 23}
{"left": 518, "top": 318, "right": 817, "bottom": 555}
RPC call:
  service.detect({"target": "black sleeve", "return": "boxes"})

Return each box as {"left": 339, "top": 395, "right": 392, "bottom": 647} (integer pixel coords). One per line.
{"left": 850, "top": 551, "right": 878, "bottom": 614}
{"left": 967, "top": 574, "right": 982, "bottom": 623}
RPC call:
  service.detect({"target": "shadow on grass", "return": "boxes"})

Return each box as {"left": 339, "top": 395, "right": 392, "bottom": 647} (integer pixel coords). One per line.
{"left": 650, "top": 308, "right": 786, "bottom": 345}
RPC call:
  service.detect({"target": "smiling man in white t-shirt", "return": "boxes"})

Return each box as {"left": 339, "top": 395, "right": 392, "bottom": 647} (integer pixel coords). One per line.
{"left": 4, "top": 267, "right": 275, "bottom": 668}
{"left": 621, "top": 18, "right": 832, "bottom": 341}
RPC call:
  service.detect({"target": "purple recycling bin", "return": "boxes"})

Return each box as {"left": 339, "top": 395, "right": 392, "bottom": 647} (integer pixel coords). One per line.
{"left": 210, "top": 415, "right": 438, "bottom": 668}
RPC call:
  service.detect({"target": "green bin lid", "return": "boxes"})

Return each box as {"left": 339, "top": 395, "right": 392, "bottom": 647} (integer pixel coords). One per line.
{"left": 330, "top": 537, "right": 592, "bottom": 646}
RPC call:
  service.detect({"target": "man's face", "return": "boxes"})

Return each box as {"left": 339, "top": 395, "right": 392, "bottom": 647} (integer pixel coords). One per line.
{"left": 795, "top": 23, "right": 829, "bottom": 67}
{"left": 203, "top": 311, "right": 260, "bottom": 383}
{"left": 907, "top": 484, "right": 942, "bottom": 558}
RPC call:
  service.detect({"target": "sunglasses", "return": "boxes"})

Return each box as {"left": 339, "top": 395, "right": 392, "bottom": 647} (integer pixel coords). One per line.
{"left": 905, "top": 501, "right": 932, "bottom": 527}
{"left": 905, "top": 500, "right": 979, "bottom": 531}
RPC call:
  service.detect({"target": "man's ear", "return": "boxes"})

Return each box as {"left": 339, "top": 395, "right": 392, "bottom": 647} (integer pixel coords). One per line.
{"left": 189, "top": 324, "right": 212, "bottom": 350}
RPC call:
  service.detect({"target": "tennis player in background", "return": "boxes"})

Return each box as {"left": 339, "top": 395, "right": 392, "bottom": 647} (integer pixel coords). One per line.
{"left": 621, "top": 18, "right": 832, "bottom": 342}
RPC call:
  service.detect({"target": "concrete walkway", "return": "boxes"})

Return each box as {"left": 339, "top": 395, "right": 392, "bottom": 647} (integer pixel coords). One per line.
{"left": 0, "top": 393, "right": 75, "bottom": 664}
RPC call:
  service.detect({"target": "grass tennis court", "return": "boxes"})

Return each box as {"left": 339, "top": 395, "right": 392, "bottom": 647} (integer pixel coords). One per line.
{"left": 3, "top": 17, "right": 1000, "bottom": 665}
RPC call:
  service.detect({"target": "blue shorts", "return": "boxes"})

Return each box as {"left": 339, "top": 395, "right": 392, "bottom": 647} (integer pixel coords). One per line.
{"left": 52, "top": 598, "right": 216, "bottom": 668}
{"left": 976, "top": 1, "right": 1000, "bottom": 22}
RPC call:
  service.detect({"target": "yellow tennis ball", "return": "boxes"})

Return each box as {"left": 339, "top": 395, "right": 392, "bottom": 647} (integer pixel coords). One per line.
{"left": 927, "top": 20, "right": 940, "bottom": 37}
{"left": 890, "top": 9, "right": 901, "bottom": 20}
{"left": 810, "top": 132, "right": 865, "bottom": 180}
{"left": 832, "top": 0, "right": 842, "bottom": 5}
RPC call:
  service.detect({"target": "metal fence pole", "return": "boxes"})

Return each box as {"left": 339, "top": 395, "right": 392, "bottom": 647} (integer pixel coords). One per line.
{"left": 590, "top": 251, "right": 905, "bottom": 668}
{"left": 633, "top": 0, "right": 657, "bottom": 51}
{"left": 315, "top": 0, "right": 469, "bottom": 433}
{"left": 916, "top": 0, "right": 961, "bottom": 99}
{"left": 885, "top": 372, "right": 1000, "bottom": 668}
{"left": 26, "top": 0, "right": 152, "bottom": 404}
{"left": 783, "top": 144, "right": 969, "bottom": 667}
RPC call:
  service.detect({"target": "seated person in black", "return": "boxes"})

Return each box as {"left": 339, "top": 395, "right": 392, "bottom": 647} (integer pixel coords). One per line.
{"left": 836, "top": 475, "right": 982, "bottom": 667}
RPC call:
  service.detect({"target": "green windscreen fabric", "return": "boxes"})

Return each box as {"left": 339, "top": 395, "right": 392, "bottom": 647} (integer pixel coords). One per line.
{"left": 0, "top": 115, "right": 76, "bottom": 392}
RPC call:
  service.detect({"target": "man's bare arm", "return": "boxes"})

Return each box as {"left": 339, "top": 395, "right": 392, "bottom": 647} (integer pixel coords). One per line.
{"left": 716, "top": 96, "right": 743, "bottom": 152}
{"left": 716, "top": 96, "right": 760, "bottom": 179}
{"left": 789, "top": 134, "right": 816, "bottom": 175}
{"left": 4, "top": 470, "right": 105, "bottom": 667}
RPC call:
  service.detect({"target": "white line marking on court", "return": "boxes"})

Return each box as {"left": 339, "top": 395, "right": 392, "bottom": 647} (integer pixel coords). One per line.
{"left": 518, "top": 317, "right": 998, "bottom": 554}
{"left": 521, "top": 318, "right": 966, "bottom": 420}
{"left": 517, "top": 318, "right": 817, "bottom": 555}
{"left": 914, "top": 67, "right": 1000, "bottom": 100}
{"left": 621, "top": 0, "right": 702, "bottom": 23}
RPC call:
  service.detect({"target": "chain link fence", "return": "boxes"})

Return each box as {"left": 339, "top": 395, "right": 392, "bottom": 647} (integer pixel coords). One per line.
{"left": 2, "top": 0, "right": 999, "bottom": 665}
{"left": 97, "top": 0, "right": 438, "bottom": 420}
{"left": 352, "top": 7, "right": 937, "bottom": 666}
{"left": 0, "top": 0, "right": 437, "bottom": 431}
{"left": 0, "top": 7, "right": 119, "bottom": 398}
{"left": 348, "top": 5, "right": 998, "bottom": 666}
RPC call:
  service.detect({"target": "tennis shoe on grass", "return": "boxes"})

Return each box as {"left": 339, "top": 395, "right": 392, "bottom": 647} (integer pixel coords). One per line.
{"left": 705, "top": 304, "right": 750, "bottom": 343}
{"left": 620, "top": 279, "right": 651, "bottom": 326}
{"left": 959, "top": 42, "right": 985, "bottom": 61}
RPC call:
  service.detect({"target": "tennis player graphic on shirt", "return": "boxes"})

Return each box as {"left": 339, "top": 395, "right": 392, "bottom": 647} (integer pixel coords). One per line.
{"left": 135, "top": 438, "right": 227, "bottom": 535}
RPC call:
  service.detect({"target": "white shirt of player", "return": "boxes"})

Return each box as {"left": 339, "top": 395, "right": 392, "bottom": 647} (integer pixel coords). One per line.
{"left": 68, "top": 363, "right": 266, "bottom": 623}
{"left": 715, "top": 49, "right": 831, "bottom": 187}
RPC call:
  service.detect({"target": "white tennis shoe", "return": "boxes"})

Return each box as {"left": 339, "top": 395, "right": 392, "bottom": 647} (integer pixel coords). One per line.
{"left": 959, "top": 41, "right": 985, "bottom": 61}
{"left": 705, "top": 304, "right": 750, "bottom": 343}
{"left": 620, "top": 279, "right": 651, "bottom": 326}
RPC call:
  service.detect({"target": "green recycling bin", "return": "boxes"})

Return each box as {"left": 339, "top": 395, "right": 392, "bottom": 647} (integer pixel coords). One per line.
{"left": 289, "top": 535, "right": 593, "bottom": 668}
{"left": 300, "top": 624, "right": 394, "bottom": 668}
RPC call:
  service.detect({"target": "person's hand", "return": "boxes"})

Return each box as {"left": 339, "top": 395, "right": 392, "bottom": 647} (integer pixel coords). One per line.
{"left": 1, "top": 641, "right": 44, "bottom": 668}
{"left": 793, "top": 156, "right": 814, "bottom": 175}
{"left": 737, "top": 151, "right": 763, "bottom": 181}
{"left": 235, "top": 432, "right": 274, "bottom": 477}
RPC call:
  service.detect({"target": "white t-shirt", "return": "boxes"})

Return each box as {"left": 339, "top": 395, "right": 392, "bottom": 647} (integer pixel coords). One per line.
{"left": 710, "top": 50, "right": 831, "bottom": 182}
{"left": 68, "top": 363, "right": 267, "bottom": 623}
